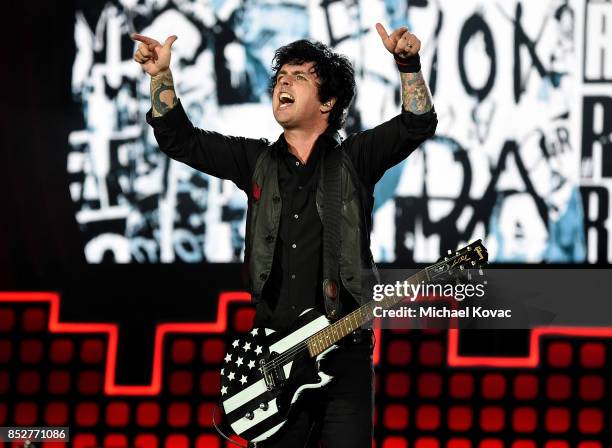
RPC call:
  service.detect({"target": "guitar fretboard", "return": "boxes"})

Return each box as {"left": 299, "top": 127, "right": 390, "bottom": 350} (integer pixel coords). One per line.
{"left": 306, "top": 269, "right": 430, "bottom": 357}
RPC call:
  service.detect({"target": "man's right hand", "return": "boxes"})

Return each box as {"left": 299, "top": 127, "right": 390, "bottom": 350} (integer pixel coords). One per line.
{"left": 131, "top": 34, "right": 178, "bottom": 76}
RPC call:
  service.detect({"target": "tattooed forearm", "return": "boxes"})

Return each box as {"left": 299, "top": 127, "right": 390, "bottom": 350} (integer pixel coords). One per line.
{"left": 400, "top": 71, "right": 433, "bottom": 115}
{"left": 151, "top": 69, "right": 178, "bottom": 117}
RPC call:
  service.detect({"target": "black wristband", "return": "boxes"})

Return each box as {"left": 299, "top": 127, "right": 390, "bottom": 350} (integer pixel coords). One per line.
{"left": 395, "top": 53, "right": 421, "bottom": 73}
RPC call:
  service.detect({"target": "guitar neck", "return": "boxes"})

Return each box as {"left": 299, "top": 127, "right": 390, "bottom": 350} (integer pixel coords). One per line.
{"left": 306, "top": 269, "right": 430, "bottom": 357}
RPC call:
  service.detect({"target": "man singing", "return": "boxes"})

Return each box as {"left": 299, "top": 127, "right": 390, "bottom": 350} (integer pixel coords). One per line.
{"left": 133, "top": 24, "right": 436, "bottom": 447}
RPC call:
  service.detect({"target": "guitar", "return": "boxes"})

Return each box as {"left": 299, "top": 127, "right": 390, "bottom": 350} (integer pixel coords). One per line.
{"left": 220, "top": 240, "right": 488, "bottom": 442}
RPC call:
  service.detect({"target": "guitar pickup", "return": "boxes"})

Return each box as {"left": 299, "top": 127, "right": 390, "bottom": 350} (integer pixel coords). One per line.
{"left": 260, "top": 354, "right": 286, "bottom": 390}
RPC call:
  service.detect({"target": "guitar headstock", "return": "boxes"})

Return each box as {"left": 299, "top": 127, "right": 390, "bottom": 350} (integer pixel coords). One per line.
{"left": 427, "top": 239, "right": 488, "bottom": 282}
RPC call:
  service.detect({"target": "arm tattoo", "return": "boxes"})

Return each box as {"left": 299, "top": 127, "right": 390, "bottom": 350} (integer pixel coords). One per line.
{"left": 151, "top": 69, "right": 178, "bottom": 117}
{"left": 400, "top": 71, "right": 433, "bottom": 115}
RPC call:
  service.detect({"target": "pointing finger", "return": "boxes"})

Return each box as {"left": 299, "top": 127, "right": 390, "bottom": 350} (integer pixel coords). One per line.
{"left": 375, "top": 23, "right": 389, "bottom": 41}
{"left": 131, "top": 33, "right": 160, "bottom": 46}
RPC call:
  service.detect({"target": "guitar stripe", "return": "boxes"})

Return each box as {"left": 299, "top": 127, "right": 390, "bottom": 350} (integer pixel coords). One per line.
{"left": 269, "top": 314, "right": 329, "bottom": 354}
{"left": 223, "top": 378, "right": 268, "bottom": 414}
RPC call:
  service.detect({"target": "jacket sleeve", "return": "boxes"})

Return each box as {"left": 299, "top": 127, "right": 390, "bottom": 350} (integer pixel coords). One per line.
{"left": 343, "top": 108, "right": 438, "bottom": 187}
{"left": 146, "top": 100, "right": 263, "bottom": 192}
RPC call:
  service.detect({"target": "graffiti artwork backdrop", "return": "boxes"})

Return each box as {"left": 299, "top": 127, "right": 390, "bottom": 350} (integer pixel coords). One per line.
{"left": 67, "top": 0, "right": 612, "bottom": 264}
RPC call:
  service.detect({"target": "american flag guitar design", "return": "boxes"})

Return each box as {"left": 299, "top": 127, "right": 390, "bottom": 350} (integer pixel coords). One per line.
{"left": 220, "top": 240, "right": 488, "bottom": 443}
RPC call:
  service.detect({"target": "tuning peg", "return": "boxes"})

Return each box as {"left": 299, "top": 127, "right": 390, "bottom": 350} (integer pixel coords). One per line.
{"left": 448, "top": 250, "right": 452, "bottom": 255}
{"left": 471, "top": 261, "right": 476, "bottom": 266}
{"left": 459, "top": 265, "right": 464, "bottom": 271}
{"left": 478, "top": 268, "right": 484, "bottom": 276}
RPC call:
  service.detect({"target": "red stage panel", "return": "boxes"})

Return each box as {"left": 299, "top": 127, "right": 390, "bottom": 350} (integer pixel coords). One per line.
{"left": 0, "top": 291, "right": 609, "bottom": 446}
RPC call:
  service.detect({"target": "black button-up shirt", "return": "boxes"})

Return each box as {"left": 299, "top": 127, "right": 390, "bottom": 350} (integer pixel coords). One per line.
{"left": 255, "top": 131, "right": 329, "bottom": 330}
{"left": 147, "top": 101, "right": 437, "bottom": 331}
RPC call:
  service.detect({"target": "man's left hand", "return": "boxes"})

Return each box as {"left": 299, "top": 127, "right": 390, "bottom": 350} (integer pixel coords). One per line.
{"left": 375, "top": 23, "right": 421, "bottom": 59}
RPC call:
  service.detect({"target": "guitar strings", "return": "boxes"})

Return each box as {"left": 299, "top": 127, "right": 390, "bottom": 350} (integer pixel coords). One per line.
{"left": 267, "top": 294, "right": 397, "bottom": 369}
{"left": 263, "top": 277, "right": 410, "bottom": 370}
{"left": 262, "top": 306, "right": 364, "bottom": 370}
{"left": 262, "top": 318, "right": 347, "bottom": 370}
{"left": 261, "top": 280, "right": 409, "bottom": 370}
{"left": 261, "top": 273, "right": 417, "bottom": 370}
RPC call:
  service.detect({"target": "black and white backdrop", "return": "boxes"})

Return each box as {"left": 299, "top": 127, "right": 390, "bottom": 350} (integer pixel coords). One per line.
{"left": 61, "top": 0, "right": 612, "bottom": 265}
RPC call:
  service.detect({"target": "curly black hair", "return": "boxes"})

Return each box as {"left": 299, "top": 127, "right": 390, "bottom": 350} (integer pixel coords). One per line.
{"left": 270, "top": 40, "right": 356, "bottom": 131}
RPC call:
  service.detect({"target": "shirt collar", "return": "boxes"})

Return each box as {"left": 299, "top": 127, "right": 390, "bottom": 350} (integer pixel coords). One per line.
{"left": 276, "top": 126, "right": 342, "bottom": 154}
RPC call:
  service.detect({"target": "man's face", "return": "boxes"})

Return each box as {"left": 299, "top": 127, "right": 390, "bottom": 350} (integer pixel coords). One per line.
{"left": 272, "top": 62, "right": 325, "bottom": 130}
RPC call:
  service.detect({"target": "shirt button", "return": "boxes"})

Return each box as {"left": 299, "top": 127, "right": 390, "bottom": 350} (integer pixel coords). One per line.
{"left": 291, "top": 305, "right": 296, "bottom": 310}
{"left": 297, "top": 186, "right": 303, "bottom": 190}
{"left": 295, "top": 161, "right": 300, "bottom": 166}
{"left": 294, "top": 214, "right": 299, "bottom": 219}
{"left": 291, "top": 274, "right": 296, "bottom": 279}
{"left": 291, "top": 243, "right": 297, "bottom": 249}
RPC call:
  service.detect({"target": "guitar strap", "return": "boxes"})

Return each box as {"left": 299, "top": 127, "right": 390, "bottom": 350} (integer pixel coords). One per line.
{"left": 321, "top": 144, "right": 342, "bottom": 320}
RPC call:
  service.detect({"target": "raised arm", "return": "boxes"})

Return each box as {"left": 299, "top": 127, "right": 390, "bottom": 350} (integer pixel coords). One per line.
{"left": 131, "top": 33, "right": 261, "bottom": 192}
{"left": 343, "top": 24, "right": 437, "bottom": 187}
{"left": 132, "top": 33, "right": 179, "bottom": 117}
{"left": 375, "top": 23, "right": 434, "bottom": 115}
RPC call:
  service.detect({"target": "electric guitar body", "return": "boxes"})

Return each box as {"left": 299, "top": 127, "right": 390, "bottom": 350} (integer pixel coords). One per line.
{"left": 221, "top": 308, "right": 335, "bottom": 442}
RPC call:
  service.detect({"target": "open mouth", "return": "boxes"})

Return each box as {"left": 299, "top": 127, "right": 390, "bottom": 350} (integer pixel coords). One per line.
{"left": 279, "top": 92, "right": 295, "bottom": 109}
